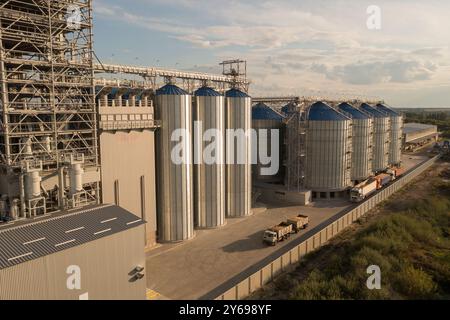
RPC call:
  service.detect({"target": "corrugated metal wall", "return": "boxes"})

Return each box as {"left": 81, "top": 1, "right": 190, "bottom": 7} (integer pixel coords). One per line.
{"left": 305, "top": 120, "right": 352, "bottom": 191}
{"left": 100, "top": 131, "right": 157, "bottom": 247}
{"left": 351, "top": 118, "right": 373, "bottom": 181}
{"left": 155, "top": 93, "right": 195, "bottom": 241}
{"left": 252, "top": 119, "right": 284, "bottom": 183}
{"left": 193, "top": 94, "right": 226, "bottom": 229}
{"left": 372, "top": 117, "right": 390, "bottom": 172}
{"left": 225, "top": 95, "right": 252, "bottom": 217}
{"left": 0, "top": 226, "right": 146, "bottom": 300}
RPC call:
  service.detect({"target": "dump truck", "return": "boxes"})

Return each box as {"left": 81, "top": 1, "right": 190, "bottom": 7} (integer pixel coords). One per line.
{"left": 287, "top": 214, "right": 309, "bottom": 233}
{"left": 387, "top": 167, "right": 405, "bottom": 180}
{"left": 350, "top": 178, "right": 378, "bottom": 202}
{"left": 263, "top": 223, "right": 293, "bottom": 246}
{"left": 374, "top": 173, "right": 392, "bottom": 189}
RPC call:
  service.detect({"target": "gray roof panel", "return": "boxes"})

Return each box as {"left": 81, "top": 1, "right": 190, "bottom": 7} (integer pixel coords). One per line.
{"left": 0, "top": 205, "right": 145, "bottom": 270}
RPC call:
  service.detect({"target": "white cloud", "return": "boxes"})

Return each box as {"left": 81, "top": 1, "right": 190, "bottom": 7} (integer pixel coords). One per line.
{"left": 94, "top": 0, "right": 450, "bottom": 106}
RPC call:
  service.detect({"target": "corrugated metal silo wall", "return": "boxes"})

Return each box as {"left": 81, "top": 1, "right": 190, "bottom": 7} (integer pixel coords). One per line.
{"left": 305, "top": 120, "right": 352, "bottom": 191}
{"left": 372, "top": 117, "right": 390, "bottom": 172}
{"left": 193, "top": 95, "right": 226, "bottom": 229}
{"left": 225, "top": 96, "right": 252, "bottom": 217}
{"left": 389, "top": 115, "right": 403, "bottom": 166}
{"left": 351, "top": 118, "right": 374, "bottom": 181}
{"left": 155, "top": 94, "right": 194, "bottom": 242}
{"left": 252, "top": 119, "right": 284, "bottom": 183}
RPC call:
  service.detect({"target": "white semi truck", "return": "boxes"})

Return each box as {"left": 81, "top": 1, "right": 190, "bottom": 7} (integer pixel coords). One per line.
{"left": 350, "top": 178, "right": 378, "bottom": 202}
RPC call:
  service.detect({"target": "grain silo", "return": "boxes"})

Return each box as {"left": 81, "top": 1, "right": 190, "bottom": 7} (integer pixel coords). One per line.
{"left": 360, "top": 103, "right": 390, "bottom": 173}
{"left": 193, "top": 87, "right": 225, "bottom": 229}
{"left": 225, "top": 88, "right": 252, "bottom": 217}
{"left": 305, "top": 102, "right": 352, "bottom": 197}
{"left": 337, "top": 103, "right": 373, "bottom": 182}
{"left": 252, "top": 103, "right": 285, "bottom": 183}
{"left": 376, "top": 104, "right": 403, "bottom": 166}
{"left": 155, "top": 84, "right": 194, "bottom": 242}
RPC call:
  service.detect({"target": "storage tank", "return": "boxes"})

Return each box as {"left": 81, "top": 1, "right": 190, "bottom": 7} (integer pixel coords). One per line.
{"left": 155, "top": 84, "right": 194, "bottom": 242}
{"left": 193, "top": 87, "right": 225, "bottom": 229}
{"left": 360, "top": 103, "right": 390, "bottom": 172}
{"left": 337, "top": 103, "right": 373, "bottom": 182}
{"left": 252, "top": 103, "right": 285, "bottom": 183}
{"left": 225, "top": 88, "right": 252, "bottom": 218}
{"left": 305, "top": 102, "right": 352, "bottom": 192}
{"left": 376, "top": 104, "right": 403, "bottom": 166}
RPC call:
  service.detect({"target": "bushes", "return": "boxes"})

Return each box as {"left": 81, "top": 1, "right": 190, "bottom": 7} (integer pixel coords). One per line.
{"left": 287, "top": 193, "right": 450, "bottom": 300}
{"left": 393, "top": 265, "right": 437, "bottom": 299}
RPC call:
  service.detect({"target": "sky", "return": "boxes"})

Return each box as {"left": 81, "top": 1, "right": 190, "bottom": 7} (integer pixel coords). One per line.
{"left": 93, "top": 0, "right": 450, "bottom": 108}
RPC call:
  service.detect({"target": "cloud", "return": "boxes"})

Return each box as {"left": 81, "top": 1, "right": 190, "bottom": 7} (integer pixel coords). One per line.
{"left": 94, "top": 0, "right": 450, "bottom": 106}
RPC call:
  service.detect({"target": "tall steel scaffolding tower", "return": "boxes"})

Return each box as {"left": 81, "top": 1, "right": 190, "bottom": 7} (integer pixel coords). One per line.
{"left": 0, "top": 0, "right": 99, "bottom": 219}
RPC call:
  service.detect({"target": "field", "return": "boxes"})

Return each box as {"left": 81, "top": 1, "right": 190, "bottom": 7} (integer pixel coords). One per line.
{"left": 250, "top": 162, "right": 450, "bottom": 300}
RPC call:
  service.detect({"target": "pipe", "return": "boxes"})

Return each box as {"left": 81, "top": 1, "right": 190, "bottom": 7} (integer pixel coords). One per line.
{"left": 18, "top": 173, "right": 25, "bottom": 218}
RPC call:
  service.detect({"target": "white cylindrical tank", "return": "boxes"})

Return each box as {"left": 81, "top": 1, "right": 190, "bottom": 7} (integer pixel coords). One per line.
{"left": 69, "top": 163, "right": 84, "bottom": 195}
{"left": 360, "top": 103, "right": 390, "bottom": 172}
{"left": 225, "top": 88, "right": 252, "bottom": 218}
{"left": 305, "top": 102, "right": 352, "bottom": 192}
{"left": 193, "top": 87, "right": 225, "bottom": 229}
{"left": 155, "top": 84, "right": 194, "bottom": 242}
{"left": 376, "top": 104, "right": 403, "bottom": 166}
{"left": 337, "top": 103, "right": 373, "bottom": 182}
{"left": 24, "top": 171, "right": 41, "bottom": 200}
{"left": 252, "top": 102, "right": 285, "bottom": 183}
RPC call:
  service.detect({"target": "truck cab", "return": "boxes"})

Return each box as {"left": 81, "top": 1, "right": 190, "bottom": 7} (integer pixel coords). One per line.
{"left": 263, "top": 230, "right": 277, "bottom": 246}
{"left": 350, "top": 188, "right": 364, "bottom": 202}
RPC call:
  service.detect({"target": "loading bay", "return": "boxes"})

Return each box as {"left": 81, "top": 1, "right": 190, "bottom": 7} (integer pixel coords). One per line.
{"left": 146, "top": 151, "right": 430, "bottom": 300}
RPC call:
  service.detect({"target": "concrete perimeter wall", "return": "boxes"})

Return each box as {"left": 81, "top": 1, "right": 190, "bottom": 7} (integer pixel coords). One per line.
{"left": 216, "top": 155, "right": 440, "bottom": 300}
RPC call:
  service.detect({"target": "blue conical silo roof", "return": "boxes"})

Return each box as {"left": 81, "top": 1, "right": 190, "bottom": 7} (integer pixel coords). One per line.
{"left": 226, "top": 88, "right": 250, "bottom": 98}
{"left": 308, "top": 102, "right": 349, "bottom": 121}
{"left": 252, "top": 103, "right": 285, "bottom": 121}
{"left": 156, "top": 84, "right": 188, "bottom": 96}
{"left": 338, "top": 103, "right": 370, "bottom": 120}
{"left": 376, "top": 103, "right": 401, "bottom": 116}
{"left": 360, "top": 103, "right": 387, "bottom": 118}
{"left": 195, "top": 86, "right": 222, "bottom": 97}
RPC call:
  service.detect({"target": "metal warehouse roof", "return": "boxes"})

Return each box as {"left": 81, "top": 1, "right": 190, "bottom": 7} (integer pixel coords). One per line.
{"left": 226, "top": 88, "right": 250, "bottom": 98}
{"left": 403, "top": 122, "right": 438, "bottom": 134}
{"left": 376, "top": 103, "right": 401, "bottom": 117}
{"left": 308, "top": 101, "right": 349, "bottom": 121}
{"left": 156, "top": 84, "right": 188, "bottom": 96}
{"left": 0, "top": 205, "right": 145, "bottom": 270}
{"left": 360, "top": 103, "right": 387, "bottom": 118}
{"left": 252, "top": 103, "right": 285, "bottom": 121}
{"left": 195, "top": 86, "right": 222, "bottom": 97}
{"left": 338, "top": 103, "right": 370, "bottom": 120}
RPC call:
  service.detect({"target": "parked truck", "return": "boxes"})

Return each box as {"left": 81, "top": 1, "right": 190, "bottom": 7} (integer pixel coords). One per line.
{"left": 374, "top": 173, "right": 392, "bottom": 189}
{"left": 387, "top": 167, "right": 405, "bottom": 180}
{"left": 263, "top": 223, "right": 293, "bottom": 246}
{"left": 350, "top": 178, "right": 378, "bottom": 202}
{"left": 287, "top": 215, "right": 309, "bottom": 233}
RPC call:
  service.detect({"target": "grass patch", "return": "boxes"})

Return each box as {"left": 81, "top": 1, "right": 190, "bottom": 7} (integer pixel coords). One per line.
{"left": 251, "top": 170, "right": 450, "bottom": 300}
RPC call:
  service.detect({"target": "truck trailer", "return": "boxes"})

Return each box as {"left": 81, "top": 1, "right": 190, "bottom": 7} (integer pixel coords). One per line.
{"left": 374, "top": 173, "right": 392, "bottom": 189}
{"left": 350, "top": 178, "right": 378, "bottom": 202}
{"left": 287, "top": 215, "right": 309, "bottom": 233}
{"left": 263, "top": 223, "right": 293, "bottom": 246}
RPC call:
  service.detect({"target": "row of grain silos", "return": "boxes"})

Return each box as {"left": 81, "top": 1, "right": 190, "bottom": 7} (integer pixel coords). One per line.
{"left": 154, "top": 84, "right": 252, "bottom": 243}
{"left": 287, "top": 101, "right": 402, "bottom": 197}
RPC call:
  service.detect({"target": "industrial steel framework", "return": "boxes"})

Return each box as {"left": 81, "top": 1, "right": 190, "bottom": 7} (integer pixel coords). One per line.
{"left": 94, "top": 61, "right": 250, "bottom": 94}
{"left": 0, "top": 0, "right": 99, "bottom": 216}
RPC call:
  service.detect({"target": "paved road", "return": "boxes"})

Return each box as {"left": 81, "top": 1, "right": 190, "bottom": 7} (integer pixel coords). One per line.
{"left": 146, "top": 153, "right": 428, "bottom": 300}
